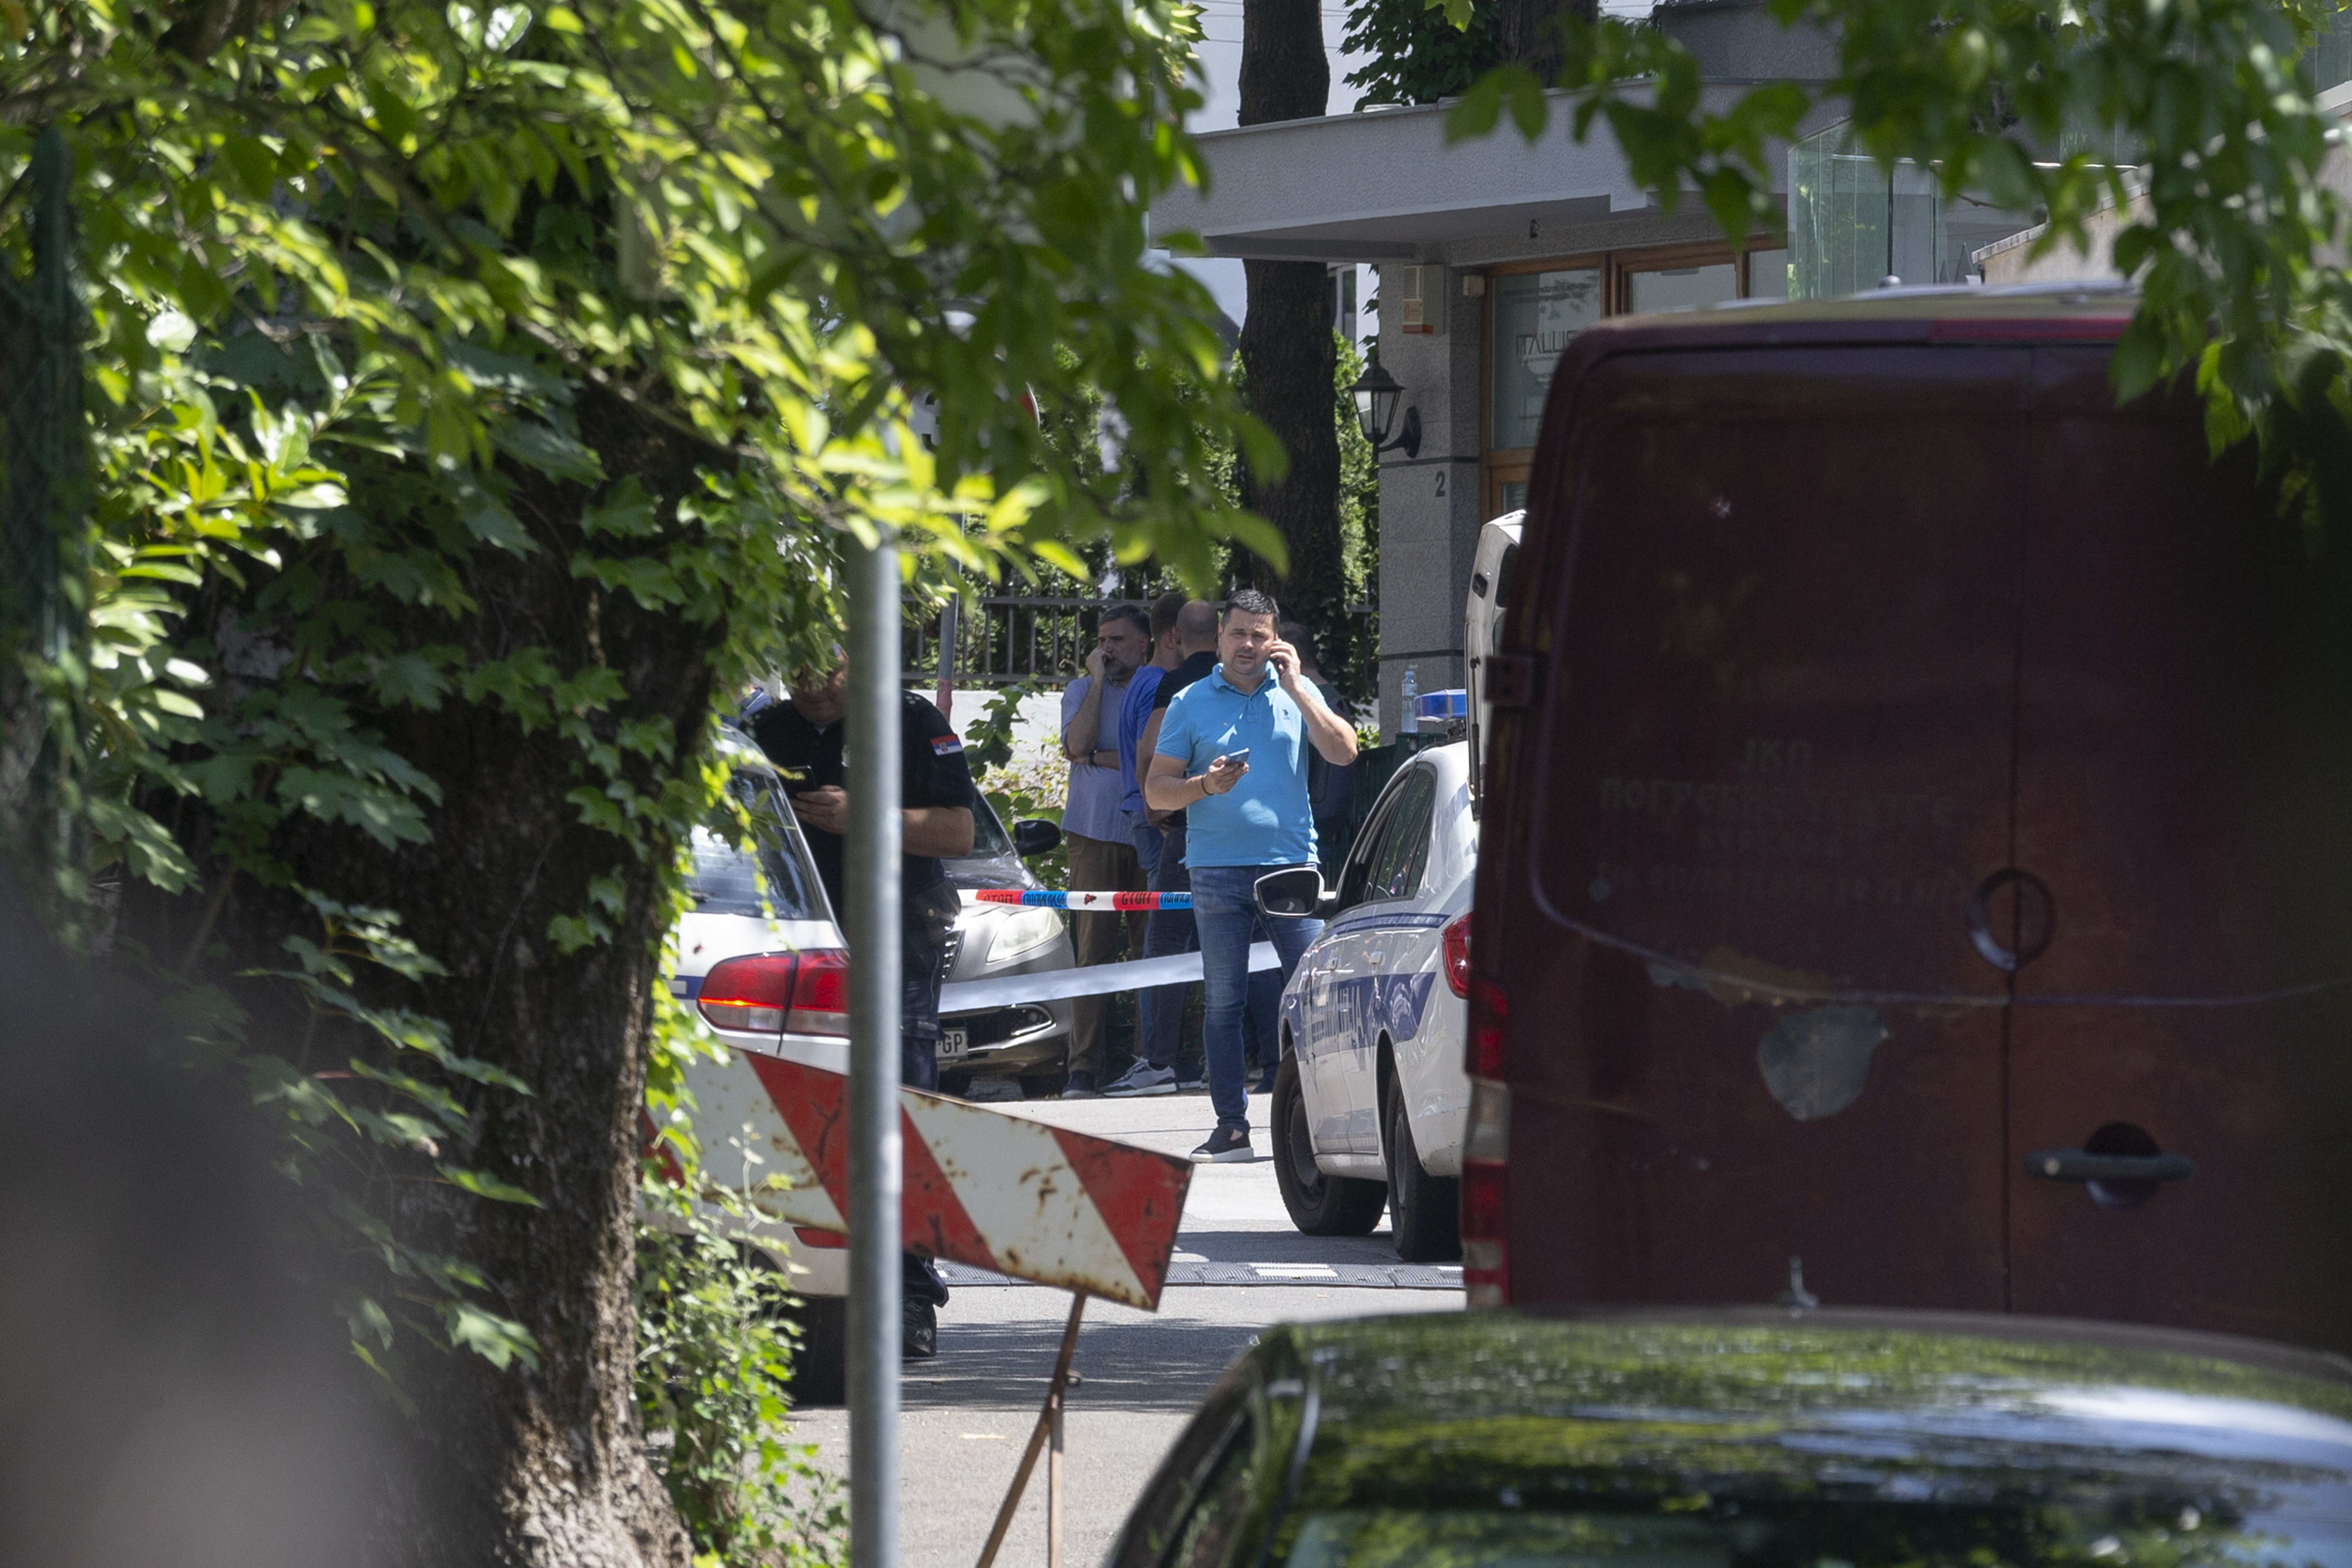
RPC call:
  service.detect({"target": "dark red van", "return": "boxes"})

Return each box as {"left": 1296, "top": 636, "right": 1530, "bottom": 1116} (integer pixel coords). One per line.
{"left": 1466, "top": 289, "right": 2352, "bottom": 1353}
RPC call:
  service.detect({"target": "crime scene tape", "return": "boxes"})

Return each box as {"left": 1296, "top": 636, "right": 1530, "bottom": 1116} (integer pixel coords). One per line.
{"left": 969, "top": 888, "right": 1191, "bottom": 911}
{"left": 938, "top": 941, "right": 1278, "bottom": 1014}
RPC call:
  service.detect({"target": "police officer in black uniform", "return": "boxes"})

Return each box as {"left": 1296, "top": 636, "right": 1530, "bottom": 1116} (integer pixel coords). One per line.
{"left": 748, "top": 652, "right": 975, "bottom": 1358}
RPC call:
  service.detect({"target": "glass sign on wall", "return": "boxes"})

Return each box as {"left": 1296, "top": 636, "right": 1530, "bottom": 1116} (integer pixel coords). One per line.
{"left": 1490, "top": 268, "right": 1601, "bottom": 450}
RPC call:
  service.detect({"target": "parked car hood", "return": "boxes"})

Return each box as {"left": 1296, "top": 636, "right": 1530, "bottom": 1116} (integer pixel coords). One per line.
{"left": 1257, "top": 1309, "right": 2352, "bottom": 1522}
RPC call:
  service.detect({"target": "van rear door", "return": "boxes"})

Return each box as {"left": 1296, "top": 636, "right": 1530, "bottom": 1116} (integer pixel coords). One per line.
{"left": 1507, "top": 345, "right": 2030, "bottom": 1311}
{"left": 2005, "top": 349, "right": 2352, "bottom": 1351}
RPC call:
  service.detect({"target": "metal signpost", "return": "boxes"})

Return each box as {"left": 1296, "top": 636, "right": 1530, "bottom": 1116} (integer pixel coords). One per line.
{"left": 846, "top": 531, "right": 902, "bottom": 1568}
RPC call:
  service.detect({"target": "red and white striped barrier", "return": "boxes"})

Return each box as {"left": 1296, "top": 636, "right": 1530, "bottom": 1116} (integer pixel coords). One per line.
{"left": 680, "top": 1049, "right": 1192, "bottom": 1308}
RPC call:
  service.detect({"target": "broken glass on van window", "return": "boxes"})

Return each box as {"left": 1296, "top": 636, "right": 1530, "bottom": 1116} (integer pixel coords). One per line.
{"left": 1491, "top": 269, "right": 1601, "bottom": 450}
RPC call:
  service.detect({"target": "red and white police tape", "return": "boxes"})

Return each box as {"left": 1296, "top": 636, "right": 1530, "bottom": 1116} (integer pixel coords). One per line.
{"left": 677, "top": 1051, "right": 1193, "bottom": 1308}
{"left": 971, "top": 888, "right": 1191, "bottom": 910}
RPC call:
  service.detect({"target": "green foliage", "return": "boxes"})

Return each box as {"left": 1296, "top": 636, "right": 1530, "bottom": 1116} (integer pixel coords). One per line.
{"left": 636, "top": 1178, "right": 844, "bottom": 1567}
{"left": 1431, "top": 0, "right": 2352, "bottom": 523}
{"left": 964, "top": 676, "right": 1046, "bottom": 774}
{"left": 0, "top": 0, "right": 1282, "bottom": 1411}
{"left": 1343, "top": 0, "right": 1500, "bottom": 108}
{"left": 1333, "top": 332, "right": 1378, "bottom": 710}
{"left": 964, "top": 675, "right": 1072, "bottom": 884}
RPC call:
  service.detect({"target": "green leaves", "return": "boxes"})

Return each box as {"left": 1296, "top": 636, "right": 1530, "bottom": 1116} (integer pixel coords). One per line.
{"left": 11, "top": 0, "right": 1273, "bottom": 1426}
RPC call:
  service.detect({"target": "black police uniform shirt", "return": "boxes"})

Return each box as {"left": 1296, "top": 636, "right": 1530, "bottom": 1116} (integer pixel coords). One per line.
{"left": 746, "top": 690, "right": 975, "bottom": 922}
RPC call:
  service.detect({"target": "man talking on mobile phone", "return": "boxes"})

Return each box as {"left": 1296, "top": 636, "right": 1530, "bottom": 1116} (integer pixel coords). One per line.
{"left": 1144, "top": 591, "right": 1358, "bottom": 1162}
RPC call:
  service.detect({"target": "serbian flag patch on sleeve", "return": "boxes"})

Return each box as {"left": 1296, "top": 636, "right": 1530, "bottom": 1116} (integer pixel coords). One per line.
{"left": 931, "top": 734, "right": 964, "bottom": 756}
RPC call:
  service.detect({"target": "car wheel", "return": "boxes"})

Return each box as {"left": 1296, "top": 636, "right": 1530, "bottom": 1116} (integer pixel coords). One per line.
{"left": 779, "top": 1294, "right": 847, "bottom": 1407}
{"left": 738, "top": 1245, "right": 848, "bottom": 1406}
{"left": 939, "top": 1071, "right": 973, "bottom": 1098}
{"left": 1019, "top": 1069, "right": 1069, "bottom": 1099}
{"left": 1384, "top": 1078, "right": 1461, "bottom": 1263}
{"left": 1271, "top": 1056, "right": 1386, "bottom": 1236}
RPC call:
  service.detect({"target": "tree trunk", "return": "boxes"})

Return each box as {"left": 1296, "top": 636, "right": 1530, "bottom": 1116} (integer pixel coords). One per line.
{"left": 1237, "top": 0, "right": 1348, "bottom": 676}
{"left": 121, "top": 385, "right": 719, "bottom": 1567}
{"left": 1236, "top": 266, "right": 1344, "bottom": 642}
{"left": 1498, "top": 0, "right": 1584, "bottom": 82}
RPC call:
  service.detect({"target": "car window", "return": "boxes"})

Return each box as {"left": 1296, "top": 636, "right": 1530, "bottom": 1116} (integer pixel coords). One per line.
{"left": 1336, "top": 795, "right": 1404, "bottom": 911}
{"left": 942, "top": 783, "right": 1024, "bottom": 890}
{"left": 1162, "top": 1407, "right": 1260, "bottom": 1568}
{"left": 1359, "top": 768, "right": 1436, "bottom": 904}
{"left": 965, "top": 782, "right": 1013, "bottom": 858}
{"left": 685, "top": 773, "right": 828, "bottom": 920}
{"left": 1112, "top": 1393, "right": 1262, "bottom": 1568}
{"left": 1489, "top": 542, "right": 1517, "bottom": 656}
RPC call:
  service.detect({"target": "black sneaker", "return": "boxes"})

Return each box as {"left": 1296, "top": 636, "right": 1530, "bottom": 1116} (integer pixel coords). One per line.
{"left": 1061, "top": 1070, "right": 1101, "bottom": 1099}
{"left": 1190, "top": 1124, "right": 1254, "bottom": 1163}
{"left": 902, "top": 1297, "right": 937, "bottom": 1359}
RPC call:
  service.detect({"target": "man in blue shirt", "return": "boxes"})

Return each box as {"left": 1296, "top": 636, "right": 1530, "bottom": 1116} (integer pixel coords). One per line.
{"left": 1103, "top": 598, "right": 1219, "bottom": 1097}
{"left": 1146, "top": 589, "right": 1360, "bottom": 1161}
{"left": 1117, "top": 592, "right": 1187, "bottom": 872}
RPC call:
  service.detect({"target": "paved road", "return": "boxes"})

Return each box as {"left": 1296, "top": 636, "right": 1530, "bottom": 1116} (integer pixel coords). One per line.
{"left": 786, "top": 1089, "right": 1461, "bottom": 1568}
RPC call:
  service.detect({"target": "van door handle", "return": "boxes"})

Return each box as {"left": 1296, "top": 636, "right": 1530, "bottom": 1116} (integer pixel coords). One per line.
{"left": 2025, "top": 1150, "right": 2195, "bottom": 1184}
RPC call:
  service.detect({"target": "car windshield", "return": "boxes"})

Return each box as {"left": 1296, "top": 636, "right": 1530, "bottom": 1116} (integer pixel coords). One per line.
{"left": 941, "top": 784, "right": 1021, "bottom": 889}
{"left": 684, "top": 772, "right": 828, "bottom": 920}
{"left": 1284, "top": 1506, "right": 2352, "bottom": 1568}
{"left": 966, "top": 784, "right": 1013, "bottom": 858}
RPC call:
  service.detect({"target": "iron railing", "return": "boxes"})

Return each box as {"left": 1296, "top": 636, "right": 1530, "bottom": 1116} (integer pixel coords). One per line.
{"left": 908, "top": 596, "right": 1111, "bottom": 687}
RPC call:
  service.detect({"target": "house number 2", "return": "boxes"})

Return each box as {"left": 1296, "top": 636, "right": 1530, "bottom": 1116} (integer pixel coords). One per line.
{"left": 1434, "top": 470, "right": 1447, "bottom": 497}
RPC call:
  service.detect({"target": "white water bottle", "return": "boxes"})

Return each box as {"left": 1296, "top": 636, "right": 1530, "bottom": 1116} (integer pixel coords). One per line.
{"left": 1401, "top": 666, "right": 1419, "bottom": 734}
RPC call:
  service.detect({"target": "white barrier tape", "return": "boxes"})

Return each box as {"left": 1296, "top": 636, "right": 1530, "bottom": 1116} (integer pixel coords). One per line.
{"left": 938, "top": 941, "right": 1279, "bottom": 1014}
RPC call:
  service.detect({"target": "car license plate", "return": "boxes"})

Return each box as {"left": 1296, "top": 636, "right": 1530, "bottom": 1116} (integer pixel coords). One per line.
{"left": 938, "top": 1026, "right": 969, "bottom": 1060}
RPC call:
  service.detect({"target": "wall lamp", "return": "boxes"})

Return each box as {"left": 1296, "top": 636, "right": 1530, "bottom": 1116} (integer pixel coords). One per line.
{"left": 1350, "top": 349, "right": 1421, "bottom": 460}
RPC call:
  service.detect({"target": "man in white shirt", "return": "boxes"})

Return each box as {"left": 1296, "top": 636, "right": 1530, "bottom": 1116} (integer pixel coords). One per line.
{"left": 1056, "top": 603, "right": 1153, "bottom": 1097}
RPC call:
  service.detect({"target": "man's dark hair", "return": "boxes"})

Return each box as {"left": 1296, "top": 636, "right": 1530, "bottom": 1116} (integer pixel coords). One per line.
{"left": 1149, "top": 590, "right": 1186, "bottom": 640}
{"left": 1279, "top": 619, "right": 1318, "bottom": 669}
{"left": 1223, "top": 588, "right": 1281, "bottom": 623}
{"left": 1101, "top": 603, "right": 1150, "bottom": 638}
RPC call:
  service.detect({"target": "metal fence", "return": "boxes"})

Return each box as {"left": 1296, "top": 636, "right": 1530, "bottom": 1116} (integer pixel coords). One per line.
{"left": 909, "top": 596, "right": 1109, "bottom": 688}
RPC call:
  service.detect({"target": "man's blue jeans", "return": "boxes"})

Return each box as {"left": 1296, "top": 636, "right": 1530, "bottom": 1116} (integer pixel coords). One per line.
{"left": 1190, "top": 863, "right": 1323, "bottom": 1130}
{"left": 1135, "top": 818, "right": 1195, "bottom": 1070}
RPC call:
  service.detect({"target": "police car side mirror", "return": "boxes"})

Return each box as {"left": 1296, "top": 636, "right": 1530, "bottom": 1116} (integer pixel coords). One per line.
{"left": 1254, "top": 867, "right": 1335, "bottom": 919}
{"left": 1012, "top": 818, "right": 1062, "bottom": 858}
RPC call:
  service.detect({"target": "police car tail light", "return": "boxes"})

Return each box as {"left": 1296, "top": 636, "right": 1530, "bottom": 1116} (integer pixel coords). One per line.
{"left": 698, "top": 953, "right": 798, "bottom": 1035}
{"left": 1460, "top": 1075, "right": 1512, "bottom": 1308}
{"left": 786, "top": 948, "right": 851, "bottom": 1036}
{"left": 1442, "top": 913, "right": 1473, "bottom": 998}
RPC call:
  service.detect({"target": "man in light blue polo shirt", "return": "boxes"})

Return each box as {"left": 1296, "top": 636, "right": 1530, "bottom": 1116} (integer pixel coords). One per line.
{"left": 1145, "top": 589, "right": 1360, "bottom": 1161}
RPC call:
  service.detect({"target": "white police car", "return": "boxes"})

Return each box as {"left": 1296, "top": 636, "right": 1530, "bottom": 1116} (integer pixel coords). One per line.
{"left": 1268, "top": 740, "right": 1475, "bottom": 1262}
{"left": 656, "top": 733, "right": 1076, "bottom": 1401}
